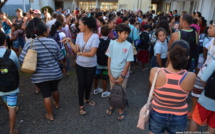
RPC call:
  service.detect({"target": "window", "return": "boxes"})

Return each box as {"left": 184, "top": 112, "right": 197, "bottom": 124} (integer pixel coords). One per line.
{"left": 100, "top": 2, "right": 118, "bottom": 10}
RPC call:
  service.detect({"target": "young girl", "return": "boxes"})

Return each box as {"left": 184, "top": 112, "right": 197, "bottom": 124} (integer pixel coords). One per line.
{"left": 151, "top": 28, "right": 168, "bottom": 68}
{"left": 97, "top": 18, "right": 106, "bottom": 36}
{"left": 107, "top": 18, "right": 116, "bottom": 39}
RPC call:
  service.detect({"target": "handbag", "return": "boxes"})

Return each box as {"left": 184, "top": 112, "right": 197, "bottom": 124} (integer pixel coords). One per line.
{"left": 21, "top": 39, "right": 37, "bottom": 74}
{"left": 136, "top": 68, "right": 161, "bottom": 130}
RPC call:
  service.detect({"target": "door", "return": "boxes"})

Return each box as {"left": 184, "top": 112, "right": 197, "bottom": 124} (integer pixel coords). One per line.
{"left": 55, "top": 2, "right": 64, "bottom": 9}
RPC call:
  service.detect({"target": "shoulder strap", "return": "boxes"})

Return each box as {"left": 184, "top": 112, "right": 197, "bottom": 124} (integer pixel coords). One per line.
{"left": 146, "top": 68, "right": 161, "bottom": 108}
{"left": 37, "top": 38, "right": 59, "bottom": 62}
{"left": 3, "top": 49, "right": 11, "bottom": 59}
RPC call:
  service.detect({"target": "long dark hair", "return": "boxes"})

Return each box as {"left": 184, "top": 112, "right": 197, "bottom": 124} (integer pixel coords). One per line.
{"left": 35, "top": 23, "right": 48, "bottom": 36}
{"left": 25, "top": 17, "right": 42, "bottom": 39}
{"left": 49, "top": 20, "right": 62, "bottom": 36}
{"left": 81, "top": 16, "right": 97, "bottom": 33}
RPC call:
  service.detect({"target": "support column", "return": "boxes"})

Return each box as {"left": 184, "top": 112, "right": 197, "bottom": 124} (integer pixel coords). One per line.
{"left": 96, "top": 0, "right": 99, "bottom": 9}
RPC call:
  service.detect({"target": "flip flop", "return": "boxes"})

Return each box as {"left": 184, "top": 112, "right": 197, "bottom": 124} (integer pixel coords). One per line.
{"left": 45, "top": 115, "right": 55, "bottom": 122}
{"left": 106, "top": 108, "right": 114, "bottom": 116}
{"left": 53, "top": 102, "right": 60, "bottom": 110}
{"left": 85, "top": 100, "right": 95, "bottom": 106}
{"left": 117, "top": 113, "right": 125, "bottom": 121}
{"left": 79, "top": 107, "right": 87, "bottom": 115}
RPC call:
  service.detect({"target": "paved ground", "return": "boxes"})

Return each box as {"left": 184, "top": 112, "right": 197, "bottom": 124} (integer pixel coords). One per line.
{"left": 0, "top": 64, "right": 207, "bottom": 134}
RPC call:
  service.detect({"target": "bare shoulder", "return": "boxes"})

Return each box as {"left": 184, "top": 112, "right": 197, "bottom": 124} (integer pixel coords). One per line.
{"left": 186, "top": 72, "right": 196, "bottom": 82}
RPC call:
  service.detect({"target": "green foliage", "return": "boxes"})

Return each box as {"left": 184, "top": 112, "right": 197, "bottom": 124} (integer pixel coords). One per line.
{"left": 41, "top": 6, "right": 54, "bottom": 15}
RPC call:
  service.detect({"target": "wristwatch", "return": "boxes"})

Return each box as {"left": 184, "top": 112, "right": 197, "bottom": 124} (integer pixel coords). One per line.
{"left": 120, "top": 74, "right": 126, "bottom": 79}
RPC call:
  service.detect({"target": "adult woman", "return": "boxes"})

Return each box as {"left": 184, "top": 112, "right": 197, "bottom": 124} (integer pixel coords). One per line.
{"left": 0, "top": 12, "right": 12, "bottom": 49}
{"left": 107, "top": 18, "right": 116, "bottom": 39}
{"left": 97, "top": 18, "right": 106, "bottom": 36}
{"left": 61, "top": 16, "right": 99, "bottom": 115}
{"left": 22, "top": 9, "right": 34, "bottom": 30}
{"left": 19, "top": 23, "right": 64, "bottom": 121}
{"left": 149, "top": 40, "right": 196, "bottom": 134}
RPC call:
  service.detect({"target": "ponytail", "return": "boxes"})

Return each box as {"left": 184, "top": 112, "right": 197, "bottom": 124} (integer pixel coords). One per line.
{"left": 81, "top": 16, "right": 97, "bottom": 33}
{"left": 49, "top": 20, "right": 62, "bottom": 36}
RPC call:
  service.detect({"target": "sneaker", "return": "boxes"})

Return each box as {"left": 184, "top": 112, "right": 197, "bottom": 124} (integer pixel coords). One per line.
{"left": 94, "top": 88, "right": 103, "bottom": 94}
{"left": 102, "top": 91, "right": 111, "bottom": 98}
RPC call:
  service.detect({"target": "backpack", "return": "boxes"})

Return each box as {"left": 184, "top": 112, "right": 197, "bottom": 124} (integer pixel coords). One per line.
{"left": 109, "top": 84, "right": 128, "bottom": 109}
{"left": 97, "top": 38, "right": 110, "bottom": 66}
{"left": 138, "top": 31, "right": 150, "bottom": 50}
{"left": 0, "top": 49, "right": 19, "bottom": 92}
{"left": 199, "top": 33, "right": 210, "bottom": 54}
{"left": 204, "top": 71, "right": 215, "bottom": 100}
{"left": 49, "top": 32, "right": 62, "bottom": 48}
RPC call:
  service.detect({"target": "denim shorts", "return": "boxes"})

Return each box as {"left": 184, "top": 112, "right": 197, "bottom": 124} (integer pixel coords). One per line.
{"left": 1, "top": 93, "right": 18, "bottom": 108}
{"left": 13, "top": 40, "right": 20, "bottom": 49}
{"left": 149, "top": 110, "right": 187, "bottom": 134}
{"left": 150, "top": 56, "right": 167, "bottom": 68}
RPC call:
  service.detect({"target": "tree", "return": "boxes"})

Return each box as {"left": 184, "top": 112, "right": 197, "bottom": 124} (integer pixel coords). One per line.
{"left": 0, "top": 0, "right": 8, "bottom": 12}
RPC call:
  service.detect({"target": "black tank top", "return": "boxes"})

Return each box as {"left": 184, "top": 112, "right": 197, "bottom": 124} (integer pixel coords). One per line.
{"left": 14, "top": 17, "right": 24, "bottom": 29}
{"left": 179, "top": 29, "right": 198, "bottom": 70}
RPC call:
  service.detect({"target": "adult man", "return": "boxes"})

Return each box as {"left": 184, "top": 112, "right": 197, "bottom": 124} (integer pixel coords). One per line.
{"left": 0, "top": 31, "right": 20, "bottom": 134}
{"left": 46, "top": 12, "right": 58, "bottom": 29}
{"left": 55, "top": 7, "right": 61, "bottom": 15}
{"left": 189, "top": 23, "right": 215, "bottom": 132}
{"left": 173, "top": 10, "right": 179, "bottom": 16}
{"left": 169, "top": 13, "right": 198, "bottom": 71}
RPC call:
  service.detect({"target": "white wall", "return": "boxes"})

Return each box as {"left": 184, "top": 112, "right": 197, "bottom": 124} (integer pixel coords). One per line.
{"left": 5, "top": 0, "right": 29, "bottom": 5}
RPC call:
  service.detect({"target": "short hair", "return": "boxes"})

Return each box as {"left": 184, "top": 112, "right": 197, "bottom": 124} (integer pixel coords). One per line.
{"left": 101, "top": 25, "right": 110, "bottom": 36}
{"left": 97, "top": 12, "right": 103, "bottom": 18}
{"left": 182, "top": 13, "right": 193, "bottom": 25}
{"left": 117, "top": 11, "right": 121, "bottom": 16}
{"left": 123, "top": 17, "right": 128, "bottom": 22}
{"left": 115, "top": 23, "right": 131, "bottom": 34}
{"left": 0, "top": 31, "right": 6, "bottom": 46}
{"left": 143, "top": 24, "right": 150, "bottom": 30}
{"left": 129, "top": 18, "right": 136, "bottom": 25}
{"left": 174, "top": 10, "right": 177, "bottom": 13}
{"left": 52, "top": 12, "right": 58, "bottom": 18}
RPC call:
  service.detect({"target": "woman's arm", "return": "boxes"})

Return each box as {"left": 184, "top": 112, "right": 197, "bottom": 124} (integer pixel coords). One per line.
{"left": 77, "top": 47, "right": 97, "bottom": 57}
{"left": 6, "top": 19, "right": 12, "bottom": 27}
{"left": 156, "top": 54, "right": 162, "bottom": 67}
{"left": 60, "top": 38, "right": 80, "bottom": 53}
{"left": 10, "top": 33, "right": 18, "bottom": 41}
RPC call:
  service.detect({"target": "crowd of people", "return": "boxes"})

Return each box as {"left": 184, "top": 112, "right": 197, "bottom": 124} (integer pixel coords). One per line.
{"left": 0, "top": 6, "right": 215, "bottom": 134}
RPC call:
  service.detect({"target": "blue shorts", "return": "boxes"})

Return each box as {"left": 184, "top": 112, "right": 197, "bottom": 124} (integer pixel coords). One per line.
{"left": 149, "top": 110, "right": 187, "bottom": 134}
{"left": 1, "top": 93, "right": 18, "bottom": 108}
{"left": 13, "top": 36, "right": 25, "bottom": 49}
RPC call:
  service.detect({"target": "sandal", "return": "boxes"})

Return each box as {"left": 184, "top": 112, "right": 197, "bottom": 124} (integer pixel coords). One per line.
{"left": 79, "top": 107, "right": 86, "bottom": 115}
{"left": 45, "top": 114, "right": 55, "bottom": 122}
{"left": 106, "top": 108, "right": 114, "bottom": 116}
{"left": 117, "top": 112, "right": 125, "bottom": 121}
{"left": 53, "top": 102, "right": 60, "bottom": 110}
{"left": 85, "top": 100, "right": 95, "bottom": 106}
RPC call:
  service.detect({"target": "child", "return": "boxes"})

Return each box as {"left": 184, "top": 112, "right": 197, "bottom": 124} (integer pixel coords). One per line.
{"left": 105, "top": 23, "right": 134, "bottom": 121}
{"left": 138, "top": 24, "right": 151, "bottom": 71}
{"left": 93, "top": 26, "right": 111, "bottom": 98}
{"left": 150, "top": 28, "right": 168, "bottom": 68}
{"left": 10, "top": 24, "right": 22, "bottom": 56}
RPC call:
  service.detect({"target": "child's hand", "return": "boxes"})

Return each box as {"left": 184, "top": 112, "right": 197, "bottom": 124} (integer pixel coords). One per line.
{"left": 116, "top": 77, "right": 124, "bottom": 84}
{"left": 109, "top": 74, "right": 116, "bottom": 83}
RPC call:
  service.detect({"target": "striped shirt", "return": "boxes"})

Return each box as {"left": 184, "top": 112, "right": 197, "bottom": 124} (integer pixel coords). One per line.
{"left": 152, "top": 68, "right": 189, "bottom": 116}
{"left": 19, "top": 37, "right": 64, "bottom": 84}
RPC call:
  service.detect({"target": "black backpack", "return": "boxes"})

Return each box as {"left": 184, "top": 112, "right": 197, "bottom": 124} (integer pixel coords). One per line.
{"left": 0, "top": 49, "right": 19, "bottom": 92}
{"left": 97, "top": 38, "right": 110, "bottom": 66}
{"left": 204, "top": 71, "right": 215, "bottom": 100}
{"left": 138, "top": 31, "right": 149, "bottom": 50}
{"left": 109, "top": 84, "right": 128, "bottom": 109}
{"left": 49, "top": 32, "right": 62, "bottom": 48}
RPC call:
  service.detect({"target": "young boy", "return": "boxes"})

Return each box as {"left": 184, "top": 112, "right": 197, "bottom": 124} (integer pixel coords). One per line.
{"left": 138, "top": 24, "right": 151, "bottom": 71}
{"left": 105, "top": 23, "right": 134, "bottom": 121}
{"left": 0, "top": 31, "right": 20, "bottom": 134}
{"left": 93, "top": 26, "right": 111, "bottom": 98}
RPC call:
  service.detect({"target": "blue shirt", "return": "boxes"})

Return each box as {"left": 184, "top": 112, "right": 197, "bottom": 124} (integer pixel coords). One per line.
{"left": 129, "top": 24, "right": 140, "bottom": 41}
{"left": 0, "top": 47, "right": 20, "bottom": 96}
{"left": 2, "top": 21, "right": 11, "bottom": 37}
{"left": 105, "top": 40, "right": 134, "bottom": 78}
{"left": 154, "top": 40, "right": 168, "bottom": 59}
{"left": 199, "top": 60, "right": 215, "bottom": 112}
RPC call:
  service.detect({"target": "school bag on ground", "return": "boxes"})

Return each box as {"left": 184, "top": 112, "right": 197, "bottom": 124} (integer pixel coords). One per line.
{"left": 204, "top": 71, "right": 215, "bottom": 100}
{"left": 97, "top": 38, "right": 110, "bottom": 66}
{"left": 109, "top": 84, "right": 128, "bottom": 109}
{"left": 0, "top": 49, "right": 19, "bottom": 92}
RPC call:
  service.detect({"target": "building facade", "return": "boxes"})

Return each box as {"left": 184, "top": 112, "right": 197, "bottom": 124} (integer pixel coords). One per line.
{"left": 158, "top": 0, "right": 215, "bottom": 24}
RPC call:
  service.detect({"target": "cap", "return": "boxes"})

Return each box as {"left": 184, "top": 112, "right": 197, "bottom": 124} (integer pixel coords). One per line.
{"left": 33, "top": 10, "right": 41, "bottom": 15}
{"left": 16, "top": 8, "right": 23, "bottom": 12}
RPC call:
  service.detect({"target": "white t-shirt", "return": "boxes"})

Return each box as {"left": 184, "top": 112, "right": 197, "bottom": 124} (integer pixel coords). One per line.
{"left": 154, "top": 40, "right": 168, "bottom": 59}
{"left": 58, "top": 31, "right": 66, "bottom": 50}
{"left": 46, "top": 19, "right": 56, "bottom": 30}
{"left": 198, "top": 38, "right": 215, "bottom": 78}
{"left": 75, "top": 33, "right": 100, "bottom": 67}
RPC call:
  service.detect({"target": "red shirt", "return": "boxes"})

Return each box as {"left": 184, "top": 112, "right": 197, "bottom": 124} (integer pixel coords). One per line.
{"left": 141, "top": 21, "right": 148, "bottom": 31}
{"left": 116, "top": 18, "right": 123, "bottom": 25}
